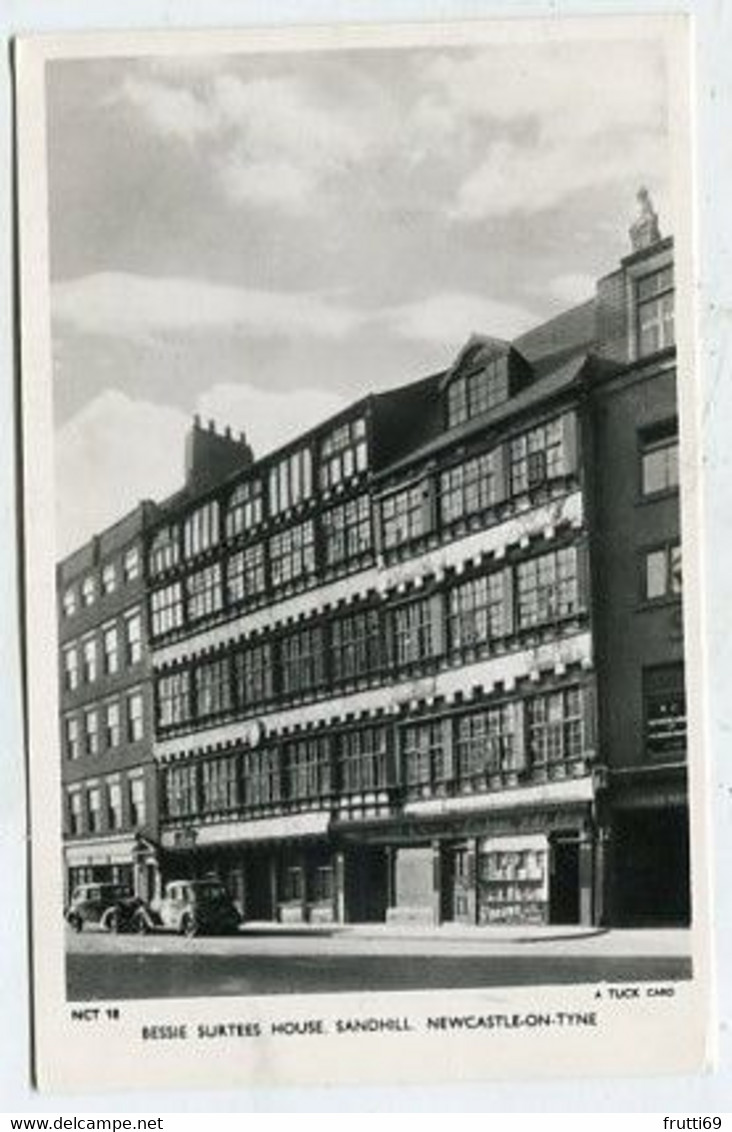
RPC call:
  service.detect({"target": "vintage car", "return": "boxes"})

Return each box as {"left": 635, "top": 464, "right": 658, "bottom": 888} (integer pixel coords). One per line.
{"left": 132, "top": 879, "right": 241, "bottom": 937}
{"left": 65, "top": 882, "right": 142, "bottom": 933}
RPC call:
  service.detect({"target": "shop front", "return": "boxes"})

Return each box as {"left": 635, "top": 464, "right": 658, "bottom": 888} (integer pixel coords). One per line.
{"left": 64, "top": 833, "right": 161, "bottom": 903}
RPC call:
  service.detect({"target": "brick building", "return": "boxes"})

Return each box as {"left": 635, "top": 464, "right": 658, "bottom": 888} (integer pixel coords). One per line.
{"left": 58, "top": 198, "right": 689, "bottom": 927}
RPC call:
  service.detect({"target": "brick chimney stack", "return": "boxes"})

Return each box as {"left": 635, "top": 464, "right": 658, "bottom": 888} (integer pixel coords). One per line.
{"left": 184, "top": 416, "right": 254, "bottom": 493}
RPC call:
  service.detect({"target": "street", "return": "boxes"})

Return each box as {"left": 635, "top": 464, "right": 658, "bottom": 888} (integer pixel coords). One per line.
{"left": 66, "top": 925, "right": 693, "bottom": 1000}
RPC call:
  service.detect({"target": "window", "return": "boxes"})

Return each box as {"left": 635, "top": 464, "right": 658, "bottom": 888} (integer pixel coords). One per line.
{"left": 283, "top": 736, "right": 331, "bottom": 800}
{"left": 446, "top": 355, "right": 507, "bottom": 428}
{"left": 322, "top": 496, "right": 372, "bottom": 567}
{"left": 123, "top": 547, "right": 141, "bottom": 582}
{"left": 129, "top": 776, "right": 146, "bottom": 827}
{"left": 127, "top": 691, "right": 144, "bottom": 743}
{"left": 102, "top": 563, "right": 116, "bottom": 595}
{"left": 62, "top": 587, "right": 77, "bottom": 618}
{"left": 105, "top": 701, "right": 120, "bottom": 749}
{"left": 226, "top": 480, "right": 263, "bottom": 539}
{"left": 68, "top": 790, "right": 83, "bottom": 836}
{"left": 331, "top": 608, "right": 381, "bottom": 684}
{"left": 64, "top": 715, "right": 80, "bottom": 761}
{"left": 339, "top": 727, "right": 390, "bottom": 793}
{"left": 281, "top": 866, "right": 304, "bottom": 903}
{"left": 62, "top": 645, "right": 79, "bottom": 691}
{"left": 320, "top": 417, "right": 368, "bottom": 489}
{"left": 516, "top": 547, "right": 580, "bottom": 630}
{"left": 194, "top": 657, "right": 232, "bottom": 719}
{"left": 527, "top": 687, "right": 584, "bottom": 767}
{"left": 148, "top": 526, "right": 180, "bottom": 576}
{"left": 102, "top": 624, "right": 119, "bottom": 675}
{"left": 201, "top": 757, "right": 238, "bottom": 814}
{"left": 183, "top": 502, "right": 220, "bottom": 560}
{"left": 641, "top": 429, "right": 679, "bottom": 496}
{"left": 403, "top": 721, "right": 446, "bottom": 790}
{"left": 645, "top": 665, "right": 686, "bottom": 758}
{"left": 241, "top": 748, "right": 281, "bottom": 807}
{"left": 391, "top": 597, "right": 442, "bottom": 668}
{"left": 186, "top": 564, "right": 223, "bottom": 621}
{"left": 107, "top": 781, "right": 122, "bottom": 831}
{"left": 164, "top": 765, "right": 197, "bottom": 818}
{"left": 87, "top": 786, "right": 101, "bottom": 833}
{"left": 455, "top": 704, "right": 517, "bottom": 781}
{"left": 637, "top": 266, "right": 674, "bottom": 356}
{"left": 268, "top": 448, "right": 312, "bottom": 516}
{"left": 82, "top": 637, "right": 97, "bottom": 683}
{"left": 281, "top": 625, "right": 325, "bottom": 697}
{"left": 312, "top": 866, "right": 334, "bottom": 903}
{"left": 381, "top": 483, "right": 427, "bottom": 549}
{"left": 510, "top": 418, "right": 565, "bottom": 496}
{"left": 448, "top": 572, "right": 507, "bottom": 652}
{"left": 81, "top": 575, "right": 96, "bottom": 607}
{"left": 233, "top": 641, "right": 273, "bottom": 709}
{"left": 226, "top": 543, "right": 266, "bottom": 606}
{"left": 644, "top": 543, "right": 682, "bottom": 601}
{"left": 157, "top": 670, "right": 191, "bottom": 729}
{"left": 84, "top": 708, "right": 99, "bottom": 756}
{"left": 269, "top": 521, "right": 315, "bottom": 588}
{"left": 124, "top": 611, "right": 142, "bottom": 664}
{"left": 150, "top": 582, "right": 184, "bottom": 637}
{"left": 441, "top": 449, "right": 502, "bottom": 525}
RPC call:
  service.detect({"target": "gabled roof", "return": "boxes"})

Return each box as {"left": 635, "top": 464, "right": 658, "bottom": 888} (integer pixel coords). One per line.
{"left": 438, "top": 333, "right": 516, "bottom": 392}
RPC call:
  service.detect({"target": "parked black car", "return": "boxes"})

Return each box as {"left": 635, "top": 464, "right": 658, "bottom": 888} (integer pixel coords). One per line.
{"left": 65, "top": 882, "right": 143, "bottom": 933}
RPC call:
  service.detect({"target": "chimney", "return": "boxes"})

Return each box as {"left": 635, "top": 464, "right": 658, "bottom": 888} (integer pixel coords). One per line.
{"left": 629, "top": 187, "right": 661, "bottom": 252}
{"left": 184, "top": 414, "right": 254, "bottom": 492}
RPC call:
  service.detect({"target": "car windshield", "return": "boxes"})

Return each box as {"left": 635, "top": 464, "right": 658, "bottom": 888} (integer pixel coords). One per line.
{"left": 101, "top": 885, "right": 131, "bottom": 900}
{"left": 193, "top": 882, "right": 228, "bottom": 901}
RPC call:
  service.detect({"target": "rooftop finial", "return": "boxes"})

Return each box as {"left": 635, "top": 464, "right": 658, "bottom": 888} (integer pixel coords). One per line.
{"left": 629, "top": 186, "right": 661, "bottom": 252}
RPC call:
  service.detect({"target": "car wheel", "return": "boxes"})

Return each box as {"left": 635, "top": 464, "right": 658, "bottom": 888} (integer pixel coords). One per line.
{"left": 133, "top": 911, "right": 150, "bottom": 935}
{"left": 180, "top": 913, "right": 198, "bottom": 938}
{"left": 68, "top": 914, "right": 82, "bottom": 933}
{"left": 103, "top": 908, "right": 121, "bottom": 934}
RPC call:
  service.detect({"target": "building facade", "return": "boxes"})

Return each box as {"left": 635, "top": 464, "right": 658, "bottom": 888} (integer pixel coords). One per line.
{"left": 58, "top": 200, "right": 689, "bottom": 928}
{"left": 58, "top": 503, "right": 160, "bottom": 903}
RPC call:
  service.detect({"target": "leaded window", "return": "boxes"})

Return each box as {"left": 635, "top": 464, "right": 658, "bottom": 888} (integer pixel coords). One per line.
{"left": 331, "top": 608, "right": 381, "bottom": 683}
{"left": 516, "top": 547, "right": 579, "bottom": 629}
{"left": 339, "top": 727, "right": 390, "bottom": 793}
{"left": 186, "top": 563, "right": 223, "bottom": 622}
{"left": 149, "top": 525, "right": 180, "bottom": 576}
{"left": 283, "top": 736, "right": 332, "bottom": 800}
{"left": 150, "top": 582, "right": 184, "bottom": 637}
{"left": 233, "top": 641, "right": 273, "bottom": 709}
{"left": 280, "top": 625, "right": 325, "bottom": 697}
{"left": 448, "top": 573, "right": 506, "bottom": 652}
{"left": 440, "top": 449, "right": 501, "bottom": 524}
{"left": 381, "top": 484, "right": 425, "bottom": 549}
{"left": 269, "top": 521, "right": 315, "bottom": 588}
{"left": 322, "top": 495, "right": 372, "bottom": 566}
{"left": 226, "top": 480, "right": 263, "bottom": 539}
{"left": 226, "top": 543, "right": 266, "bottom": 606}
{"left": 510, "top": 419, "right": 564, "bottom": 495}
{"left": 157, "top": 669, "right": 192, "bottom": 729}
{"left": 183, "top": 502, "right": 219, "bottom": 560}
{"left": 320, "top": 417, "right": 368, "bottom": 489}
{"left": 201, "top": 757, "right": 239, "bottom": 813}
{"left": 165, "top": 764, "right": 198, "bottom": 818}
{"left": 241, "top": 748, "right": 281, "bottom": 807}
{"left": 194, "top": 657, "right": 232, "bottom": 719}
{"left": 391, "top": 597, "right": 440, "bottom": 667}
{"left": 455, "top": 704, "right": 517, "bottom": 781}
{"left": 527, "top": 687, "right": 583, "bottom": 766}
{"left": 268, "top": 448, "right": 312, "bottom": 516}
{"left": 402, "top": 721, "right": 445, "bottom": 789}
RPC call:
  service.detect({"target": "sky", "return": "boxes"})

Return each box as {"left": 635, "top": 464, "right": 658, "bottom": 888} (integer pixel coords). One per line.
{"left": 47, "top": 34, "right": 672, "bottom": 555}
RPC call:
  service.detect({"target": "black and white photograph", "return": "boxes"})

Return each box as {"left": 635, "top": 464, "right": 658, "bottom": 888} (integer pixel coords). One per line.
{"left": 15, "top": 16, "right": 710, "bottom": 1092}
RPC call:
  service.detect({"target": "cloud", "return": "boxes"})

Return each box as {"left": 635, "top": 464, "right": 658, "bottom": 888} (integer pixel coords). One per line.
{"left": 55, "top": 383, "right": 350, "bottom": 556}
{"left": 390, "top": 291, "right": 537, "bottom": 344}
{"left": 52, "top": 272, "right": 364, "bottom": 341}
{"left": 115, "top": 76, "right": 217, "bottom": 144}
{"left": 548, "top": 273, "right": 597, "bottom": 305}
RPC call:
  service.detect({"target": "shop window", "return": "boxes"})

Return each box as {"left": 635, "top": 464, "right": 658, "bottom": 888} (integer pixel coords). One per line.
{"left": 641, "top": 426, "right": 679, "bottom": 497}
{"left": 64, "top": 715, "right": 80, "bottom": 761}
{"left": 322, "top": 495, "right": 372, "bottom": 567}
{"left": 644, "top": 543, "right": 682, "bottom": 601}
{"left": 339, "top": 727, "right": 390, "bottom": 793}
{"left": 637, "top": 266, "right": 674, "bottom": 357}
{"left": 201, "top": 757, "right": 239, "bottom": 814}
{"left": 312, "top": 866, "right": 334, "bottom": 903}
{"left": 331, "top": 608, "right": 381, "bottom": 684}
{"left": 87, "top": 786, "right": 101, "bottom": 833}
{"left": 156, "top": 670, "right": 191, "bottom": 729}
{"left": 129, "top": 776, "right": 146, "bottom": 827}
{"left": 103, "top": 623, "right": 119, "bottom": 675}
{"left": 441, "top": 449, "right": 502, "bottom": 525}
{"left": 448, "top": 572, "right": 507, "bottom": 652}
{"left": 68, "top": 790, "right": 83, "bottom": 836}
{"left": 284, "top": 736, "right": 332, "bottom": 801}
{"left": 644, "top": 664, "right": 686, "bottom": 758}
{"left": 233, "top": 641, "right": 273, "bottom": 709}
{"left": 107, "top": 781, "right": 122, "bottom": 831}
{"left": 62, "top": 587, "right": 77, "bottom": 618}
{"left": 82, "top": 636, "right": 97, "bottom": 683}
{"left": 84, "top": 708, "right": 99, "bottom": 756}
{"left": 194, "top": 656, "right": 232, "bottom": 719}
{"left": 124, "top": 610, "right": 142, "bottom": 664}
{"left": 150, "top": 582, "right": 184, "bottom": 637}
{"left": 268, "top": 447, "right": 312, "bottom": 517}
{"left": 62, "top": 645, "right": 79, "bottom": 691}
{"left": 148, "top": 525, "right": 180, "bottom": 576}
{"left": 226, "top": 479, "right": 263, "bottom": 539}
{"left": 390, "top": 596, "right": 442, "bottom": 668}
{"left": 183, "top": 502, "right": 220, "bottom": 560}
{"left": 381, "top": 483, "right": 427, "bottom": 550}
{"left": 105, "top": 701, "right": 120, "bottom": 749}
{"left": 403, "top": 721, "right": 445, "bottom": 790}
{"left": 282, "top": 866, "right": 304, "bottom": 903}
{"left": 102, "top": 563, "right": 117, "bottom": 595}
{"left": 123, "top": 547, "right": 141, "bottom": 582}
{"left": 516, "top": 547, "right": 580, "bottom": 630}
{"left": 126, "top": 691, "right": 144, "bottom": 743}
{"left": 510, "top": 419, "right": 564, "bottom": 495}
{"left": 527, "top": 686, "right": 584, "bottom": 768}
{"left": 455, "top": 704, "right": 517, "bottom": 783}
{"left": 241, "top": 748, "right": 281, "bottom": 807}
{"left": 186, "top": 563, "right": 223, "bottom": 622}
{"left": 164, "top": 765, "right": 197, "bottom": 818}
{"left": 269, "top": 521, "right": 315, "bottom": 588}
{"left": 320, "top": 417, "right": 368, "bottom": 489}
{"left": 280, "top": 625, "right": 325, "bottom": 697}
{"left": 226, "top": 543, "right": 266, "bottom": 606}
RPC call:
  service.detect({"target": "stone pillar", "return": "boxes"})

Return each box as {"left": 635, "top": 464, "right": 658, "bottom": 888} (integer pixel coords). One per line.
{"left": 578, "top": 833, "right": 594, "bottom": 926}
{"left": 334, "top": 850, "right": 346, "bottom": 924}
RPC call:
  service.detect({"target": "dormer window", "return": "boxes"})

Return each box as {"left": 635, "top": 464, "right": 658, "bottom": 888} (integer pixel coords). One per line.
{"left": 637, "top": 266, "right": 674, "bottom": 357}
{"left": 447, "top": 355, "right": 507, "bottom": 428}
